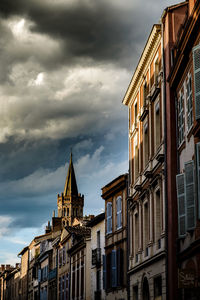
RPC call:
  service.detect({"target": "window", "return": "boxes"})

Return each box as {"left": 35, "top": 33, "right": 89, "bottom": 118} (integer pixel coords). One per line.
{"left": 186, "top": 75, "right": 193, "bottom": 130}
{"left": 67, "top": 208, "right": 69, "bottom": 216}
{"left": 116, "top": 196, "right": 122, "bottom": 229}
{"left": 97, "top": 230, "right": 100, "bottom": 248}
{"left": 96, "top": 269, "right": 101, "bottom": 291}
{"left": 155, "top": 100, "right": 161, "bottom": 151}
{"left": 155, "top": 190, "right": 161, "bottom": 244}
{"left": 193, "top": 44, "right": 200, "bottom": 120}
{"left": 134, "top": 102, "right": 138, "bottom": 127}
{"left": 133, "top": 286, "right": 138, "bottom": 300}
{"left": 154, "top": 276, "right": 162, "bottom": 300}
{"left": 197, "top": 143, "right": 200, "bottom": 218}
{"left": 134, "top": 134, "right": 139, "bottom": 180}
{"left": 107, "top": 202, "right": 112, "bottom": 234}
{"left": 134, "top": 212, "right": 139, "bottom": 259}
{"left": 176, "top": 160, "right": 195, "bottom": 237}
{"left": 154, "top": 57, "right": 159, "bottom": 85}
{"left": 144, "top": 202, "right": 149, "bottom": 255}
{"left": 143, "top": 81, "right": 147, "bottom": 106}
{"left": 177, "top": 94, "right": 185, "bottom": 145}
{"left": 144, "top": 121, "right": 149, "bottom": 166}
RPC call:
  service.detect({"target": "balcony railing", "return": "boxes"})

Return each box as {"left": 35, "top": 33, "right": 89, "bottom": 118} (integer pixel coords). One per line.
{"left": 48, "top": 268, "right": 57, "bottom": 281}
{"left": 92, "top": 248, "right": 101, "bottom": 266}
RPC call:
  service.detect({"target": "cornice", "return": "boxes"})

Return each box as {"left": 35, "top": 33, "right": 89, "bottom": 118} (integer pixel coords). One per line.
{"left": 123, "top": 24, "right": 161, "bottom": 106}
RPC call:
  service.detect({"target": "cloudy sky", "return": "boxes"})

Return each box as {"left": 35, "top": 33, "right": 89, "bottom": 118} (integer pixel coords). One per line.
{"left": 0, "top": 0, "right": 177, "bottom": 264}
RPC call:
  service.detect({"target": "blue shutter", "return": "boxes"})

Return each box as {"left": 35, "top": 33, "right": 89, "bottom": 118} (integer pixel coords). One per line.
{"left": 176, "top": 174, "right": 186, "bottom": 237}
{"left": 103, "top": 255, "right": 107, "bottom": 289}
{"left": 107, "top": 203, "right": 112, "bottom": 233}
{"left": 111, "top": 250, "right": 117, "bottom": 287}
{"left": 193, "top": 44, "right": 200, "bottom": 120}
{"left": 185, "top": 161, "right": 196, "bottom": 230}
{"left": 64, "top": 274, "right": 66, "bottom": 299}
{"left": 196, "top": 143, "right": 200, "bottom": 219}
{"left": 38, "top": 269, "right": 41, "bottom": 282}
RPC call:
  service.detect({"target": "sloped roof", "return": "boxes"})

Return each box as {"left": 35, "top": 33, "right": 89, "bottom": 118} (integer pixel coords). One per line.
{"left": 63, "top": 152, "right": 78, "bottom": 197}
{"left": 65, "top": 225, "right": 91, "bottom": 237}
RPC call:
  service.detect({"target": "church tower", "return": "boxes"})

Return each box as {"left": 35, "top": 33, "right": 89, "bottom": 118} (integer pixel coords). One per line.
{"left": 57, "top": 153, "right": 84, "bottom": 226}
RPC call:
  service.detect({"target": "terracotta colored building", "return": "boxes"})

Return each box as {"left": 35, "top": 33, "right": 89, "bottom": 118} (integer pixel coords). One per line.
{"left": 101, "top": 174, "right": 128, "bottom": 300}
{"left": 165, "top": 0, "right": 200, "bottom": 299}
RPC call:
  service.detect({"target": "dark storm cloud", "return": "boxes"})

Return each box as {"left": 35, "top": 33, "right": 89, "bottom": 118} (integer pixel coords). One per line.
{"left": 0, "top": 0, "right": 172, "bottom": 69}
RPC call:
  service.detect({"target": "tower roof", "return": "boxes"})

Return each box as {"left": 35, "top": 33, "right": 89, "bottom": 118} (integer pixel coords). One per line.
{"left": 63, "top": 152, "right": 78, "bottom": 197}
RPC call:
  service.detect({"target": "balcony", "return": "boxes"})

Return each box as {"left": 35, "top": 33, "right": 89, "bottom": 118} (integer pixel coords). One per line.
{"left": 48, "top": 268, "right": 57, "bottom": 281}
{"left": 92, "top": 248, "right": 101, "bottom": 266}
{"left": 94, "top": 290, "right": 101, "bottom": 300}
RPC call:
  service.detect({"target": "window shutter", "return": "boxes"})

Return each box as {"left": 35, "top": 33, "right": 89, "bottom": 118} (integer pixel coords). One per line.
{"left": 111, "top": 250, "right": 117, "bottom": 287}
{"left": 193, "top": 44, "right": 200, "bottom": 120}
{"left": 196, "top": 143, "right": 200, "bottom": 219}
{"left": 176, "top": 174, "right": 186, "bottom": 237}
{"left": 38, "top": 269, "right": 41, "bottom": 282}
{"left": 64, "top": 274, "right": 66, "bottom": 299}
{"left": 107, "top": 203, "right": 112, "bottom": 233}
{"left": 185, "top": 161, "right": 196, "bottom": 230}
{"left": 63, "top": 246, "right": 66, "bottom": 265}
{"left": 117, "top": 248, "right": 123, "bottom": 286}
{"left": 103, "top": 255, "right": 107, "bottom": 290}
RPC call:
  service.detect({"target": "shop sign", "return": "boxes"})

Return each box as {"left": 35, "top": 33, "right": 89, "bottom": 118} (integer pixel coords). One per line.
{"left": 178, "top": 269, "right": 196, "bottom": 288}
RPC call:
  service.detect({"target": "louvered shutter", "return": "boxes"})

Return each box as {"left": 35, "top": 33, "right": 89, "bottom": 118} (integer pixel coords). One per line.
{"left": 107, "top": 202, "right": 112, "bottom": 233}
{"left": 193, "top": 44, "right": 200, "bottom": 120}
{"left": 117, "top": 248, "right": 123, "bottom": 286}
{"left": 64, "top": 274, "right": 66, "bottom": 299}
{"left": 196, "top": 143, "right": 200, "bottom": 219}
{"left": 185, "top": 161, "right": 196, "bottom": 230}
{"left": 111, "top": 250, "right": 117, "bottom": 287}
{"left": 176, "top": 174, "right": 186, "bottom": 237}
{"left": 38, "top": 269, "right": 41, "bottom": 282}
{"left": 103, "top": 255, "right": 107, "bottom": 289}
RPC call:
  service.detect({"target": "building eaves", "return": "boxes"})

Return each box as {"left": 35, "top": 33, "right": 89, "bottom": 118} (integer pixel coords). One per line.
{"left": 86, "top": 213, "right": 105, "bottom": 227}
{"left": 122, "top": 24, "right": 161, "bottom": 106}
{"left": 18, "top": 246, "right": 29, "bottom": 256}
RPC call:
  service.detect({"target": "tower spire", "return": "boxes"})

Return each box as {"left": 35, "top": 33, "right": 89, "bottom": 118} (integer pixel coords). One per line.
{"left": 63, "top": 151, "right": 78, "bottom": 197}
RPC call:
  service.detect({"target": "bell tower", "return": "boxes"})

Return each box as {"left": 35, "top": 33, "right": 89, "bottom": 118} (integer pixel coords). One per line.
{"left": 57, "top": 152, "right": 84, "bottom": 226}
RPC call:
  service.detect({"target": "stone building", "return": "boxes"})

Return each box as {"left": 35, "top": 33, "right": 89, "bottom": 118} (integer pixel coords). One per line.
{"left": 123, "top": 23, "right": 166, "bottom": 300}
{"left": 86, "top": 213, "right": 105, "bottom": 300}
{"left": 101, "top": 174, "right": 128, "bottom": 300}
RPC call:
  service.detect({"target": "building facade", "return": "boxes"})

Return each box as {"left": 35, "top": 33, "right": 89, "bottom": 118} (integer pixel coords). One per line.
{"left": 102, "top": 174, "right": 128, "bottom": 300}
{"left": 167, "top": 0, "right": 200, "bottom": 299}
{"left": 123, "top": 24, "right": 166, "bottom": 300}
{"left": 87, "top": 213, "right": 105, "bottom": 300}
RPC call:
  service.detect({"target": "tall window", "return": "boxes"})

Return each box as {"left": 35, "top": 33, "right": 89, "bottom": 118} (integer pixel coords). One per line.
{"left": 107, "top": 202, "right": 112, "bottom": 234}
{"left": 134, "top": 213, "right": 139, "bottom": 259}
{"left": 155, "top": 190, "right": 161, "bottom": 246}
{"left": 116, "top": 196, "right": 122, "bottom": 229}
{"left": 144, "top": 121, "right": 149, "bottom": 166}
{"left": 186, "top": 75, "right": 193, "bottom": 130}
{"left": 97, "top": 231, "right": 100, "bottom": 248}
{"left": 144, "top": 202, "right": 149, "bottom": 256}
{"left": 134, "top": 102, "right": 138, "bottom": 128}
{"left": 178, "top": 94, "right": 185, "bottom": 145}
{"left": 155, "top": 100, "right": 161, "bottom": 151}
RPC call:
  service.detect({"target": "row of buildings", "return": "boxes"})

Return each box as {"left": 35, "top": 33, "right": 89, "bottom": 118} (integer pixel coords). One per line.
{"left": 1, "top": 0, "right": 200, "bottom": 299}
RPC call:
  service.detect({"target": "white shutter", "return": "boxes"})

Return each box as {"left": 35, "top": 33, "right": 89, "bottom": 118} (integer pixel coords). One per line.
{"left": 107, "top": 202, "right": 112, "bottom": 233}
{"left": 193, "top": 44, "right": 200, "bottom": 120}
{"left": 176, "top": 174, "right": 186, "bottom": 237}
{"left": 185, "top": 161, "right": 196, "bottom": 230}
{"left": 196, "top": 143, "right": 200, "bottom": 219}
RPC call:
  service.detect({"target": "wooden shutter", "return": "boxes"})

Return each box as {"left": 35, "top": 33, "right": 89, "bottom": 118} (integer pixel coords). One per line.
{"left": 111, "top": 250, "right": 117, "bottom": 287}
{"left": 103, "top": 255, "right": 107, "bottom": 289}
{"left": 38, "top": 269, "right": 41, "bottom": 282}
{"left": 176, "top": 174, "right": 186, "bottom": 237}
{"left": 193, "top": 44, "right": 200, "bottom": 120}
{"left": 196, "top": 143, "right": 200, "bottom": 219}
{"left": 185, "top": 161, "right": 196, "bottom": 230}
{"left": 117, "top": 248, "right": 123, "bottom": 286}
{"left": 107, "top": 202, "right": 112, "bottom": 233}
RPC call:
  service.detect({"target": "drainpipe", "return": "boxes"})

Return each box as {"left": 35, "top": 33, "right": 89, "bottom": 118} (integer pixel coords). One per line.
{"left": 161, "top": 13, "right": 168, "bottom": 300}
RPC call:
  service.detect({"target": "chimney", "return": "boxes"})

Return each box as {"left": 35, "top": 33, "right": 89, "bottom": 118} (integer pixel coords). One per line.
{"left": 1, "top": 264, "right": 5, "bottom": 272}
{"left": 6, "top": 264, "right": 10, "bottom": 270}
